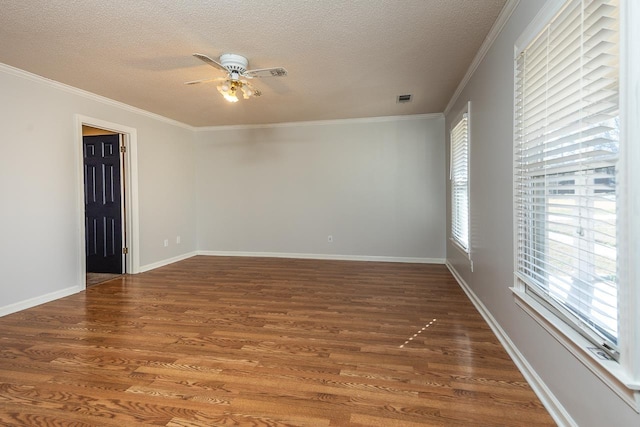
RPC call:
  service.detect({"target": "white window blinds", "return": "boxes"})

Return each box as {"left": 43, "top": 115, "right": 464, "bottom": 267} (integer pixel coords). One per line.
{"left": 451, "top": 113, "right": 469, "bottom": 252}
{"left": 514, "top": 0, "right": 619, "bottom": 350}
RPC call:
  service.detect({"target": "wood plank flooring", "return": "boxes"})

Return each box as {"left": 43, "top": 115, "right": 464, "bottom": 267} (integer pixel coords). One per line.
{"left": 0, "top": 256, "right": 555, "bottom": 426}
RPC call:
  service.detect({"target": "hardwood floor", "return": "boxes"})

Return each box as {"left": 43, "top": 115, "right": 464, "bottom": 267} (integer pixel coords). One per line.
{"left": 0, "top": 256, "right": 555, "bottom": 426}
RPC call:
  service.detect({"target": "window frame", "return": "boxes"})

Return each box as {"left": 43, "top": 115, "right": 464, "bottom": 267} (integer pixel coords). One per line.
{"left": 450, "top": 101, "right": 471, "bottom": 258}
{"left": 510, "top": 0, "right": 640, "bottom": 410}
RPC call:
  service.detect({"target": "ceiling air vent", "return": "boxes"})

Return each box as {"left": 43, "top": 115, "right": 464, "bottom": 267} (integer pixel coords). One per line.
{"left": 397, "top": 94, "right": 412, "bottom": 103}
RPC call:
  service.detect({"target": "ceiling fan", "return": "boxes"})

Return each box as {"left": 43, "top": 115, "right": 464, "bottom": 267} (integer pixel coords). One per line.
{"left": 186, "top": 53, "right": 288, "bottom": 103}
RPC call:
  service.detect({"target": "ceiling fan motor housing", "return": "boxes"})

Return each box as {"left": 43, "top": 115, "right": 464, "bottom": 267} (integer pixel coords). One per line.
{"left": 220, "top": 53, "right": 249, "bottom": 75}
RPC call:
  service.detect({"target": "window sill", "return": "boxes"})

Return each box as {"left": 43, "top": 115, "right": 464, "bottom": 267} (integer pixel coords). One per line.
{"left": 511, "top": 287, "right": 640, "bottom": 412}
{"left": 449, "top": 238, "right": 473, "bottom": 271}
{"left": 450, "top": 238, "right": 471, "bottom": 259}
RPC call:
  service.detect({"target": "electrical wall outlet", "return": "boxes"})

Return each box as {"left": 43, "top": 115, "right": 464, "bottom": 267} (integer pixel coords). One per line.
{"left": 327, "top": 235, "right": 333, "bottom": 243}
{"left": 164, "top": 239, "right": 169, "bottom": 247}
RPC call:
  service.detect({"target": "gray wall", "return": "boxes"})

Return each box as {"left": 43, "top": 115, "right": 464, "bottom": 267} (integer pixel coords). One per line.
{"left": 0, "top": 64, "right": 197, "bottom": 312}
{"left": 0, "top": 60, "right": 445, "bottom": 318}
{"left": 445, "top": 1, "right": 640, "bottom": 426}
{"left": 195, "top": 116, "right": 446, "bottom": 261}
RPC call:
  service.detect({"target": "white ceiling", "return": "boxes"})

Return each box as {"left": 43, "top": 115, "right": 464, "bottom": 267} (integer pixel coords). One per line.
{"left": 0, "top": 0, "right": 506, "bottom": 127}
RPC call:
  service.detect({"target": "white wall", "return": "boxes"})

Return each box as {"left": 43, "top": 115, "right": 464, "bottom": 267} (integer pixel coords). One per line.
{"left": 195, "top": 116, "right": 446, "bottom": 262}
{"left": 0, "top": 64, "right": 197, "bottom": 313}
{"left": 445, "top": 1, "right": 640, "bottom": 426}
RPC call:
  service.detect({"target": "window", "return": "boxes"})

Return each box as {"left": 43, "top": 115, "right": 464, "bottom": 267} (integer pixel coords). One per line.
{"left": 513, "top": 0, "right": 640, "bottom": 407}
{"left": 515, "top": 0, "right": 619, "bottom": 354}
{"left": 450, "top": 104, "right": 470, "bottom": 253}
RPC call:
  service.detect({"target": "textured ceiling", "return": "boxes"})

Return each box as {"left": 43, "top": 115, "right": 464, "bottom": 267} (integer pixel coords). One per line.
{"left": 0, "top": 0, "right": 506, "bottom": 127}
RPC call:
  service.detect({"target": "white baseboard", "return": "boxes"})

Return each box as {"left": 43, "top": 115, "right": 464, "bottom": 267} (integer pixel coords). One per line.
{"left": 197, "top": 250, "right": 445, "bottom": 264}
{"left": 445, "top": 261, "right": 576, "bottom": 427}
{"left": 138, "top": 251, "right": 198, "bottom": 273}
{"left": 0, "top": 285, "right": 83, "bottom": 318}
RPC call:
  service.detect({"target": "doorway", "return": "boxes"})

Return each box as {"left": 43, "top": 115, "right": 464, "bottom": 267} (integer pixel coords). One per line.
{"left": 76, "top": 115, "right": 139, "bottom": 288}
{"left": 82, "top": 130, "right": 124, "bottom": 283}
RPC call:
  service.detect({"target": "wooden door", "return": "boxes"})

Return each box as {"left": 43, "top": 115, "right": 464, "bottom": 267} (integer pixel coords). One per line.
{"left": 83, "top": 134, "right": 123, "bottom": 273}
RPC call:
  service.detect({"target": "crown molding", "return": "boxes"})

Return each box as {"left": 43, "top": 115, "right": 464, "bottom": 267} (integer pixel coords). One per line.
{"left": 444, "top": 0, "right": 520, "bottom": 116}
{"left": 0, "top": 62, "right": 194, "bottom": 131}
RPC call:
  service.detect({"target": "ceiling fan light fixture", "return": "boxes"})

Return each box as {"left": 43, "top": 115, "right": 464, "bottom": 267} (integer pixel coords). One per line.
{"left": 217, "top": 79, "right": 259, "bottom": 103}
{"left": 223, "top": 92, "right": 238, "bottom": 103}
{"left": 217, "top": 80, "right": 239, "bottom": 102}
{"left": 241, "top": 86, "right": 253, "bottom": 99}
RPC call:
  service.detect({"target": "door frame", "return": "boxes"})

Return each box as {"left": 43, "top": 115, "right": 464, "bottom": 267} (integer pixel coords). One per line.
{"left": 75, "top": 115, "right": 140, "bottom": 288}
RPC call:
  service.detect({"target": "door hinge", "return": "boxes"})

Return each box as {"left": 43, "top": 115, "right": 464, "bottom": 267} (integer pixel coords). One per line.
{"left": 122, "top": 247, "right": 129, "bottom": 254}
{"left": 120, "top": 145, "right": 126, "bottom": 153}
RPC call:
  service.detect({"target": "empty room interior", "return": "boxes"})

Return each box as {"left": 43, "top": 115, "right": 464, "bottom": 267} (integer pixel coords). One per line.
{"left": 0, "top": 1, "right": 638, "bottom": 426}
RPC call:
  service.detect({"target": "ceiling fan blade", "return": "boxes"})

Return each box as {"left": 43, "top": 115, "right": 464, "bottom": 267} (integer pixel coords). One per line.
{"left": 184, "top": 77, "right": 225, "bottom": 85}
{"left": 243, "top": 67, "right": 288, "bottom": 78}
{"left": 193, "top": 53, "right": 227, "bottom": 72}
